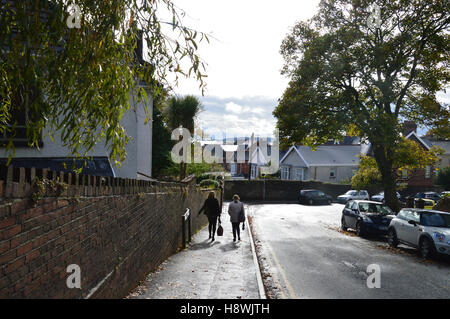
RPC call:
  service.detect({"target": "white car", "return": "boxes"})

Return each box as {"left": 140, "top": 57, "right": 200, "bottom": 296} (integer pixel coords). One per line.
{"left": 388, "top": 209, "right": 450, "bottom": 259}
{"left": 337, "top": 190, "right": 369, "bottom": 204}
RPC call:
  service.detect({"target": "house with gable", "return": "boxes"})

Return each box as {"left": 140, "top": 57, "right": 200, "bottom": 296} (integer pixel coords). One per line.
{"left": 361, "top": 121, "right": 450, "bottom": 187}
{"left": 279, "top": 137, "right": 361, "bottom": 183}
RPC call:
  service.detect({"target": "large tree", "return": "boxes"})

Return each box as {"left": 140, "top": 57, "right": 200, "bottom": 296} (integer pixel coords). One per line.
{"left": 274, "top": 0, "right": 449, "bottom": 210}
{"left": 0, "top": 0, "right": 208, "bottom": 164}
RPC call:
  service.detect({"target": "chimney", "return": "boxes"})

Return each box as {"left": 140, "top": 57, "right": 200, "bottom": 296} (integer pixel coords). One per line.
{"left": 402, "top": 121, "right": 417, "bottom": 136}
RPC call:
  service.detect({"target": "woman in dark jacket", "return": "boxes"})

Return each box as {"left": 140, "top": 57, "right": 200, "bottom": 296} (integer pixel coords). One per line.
{"left": 198, "top": 192, "right": 221, "bottom": 241}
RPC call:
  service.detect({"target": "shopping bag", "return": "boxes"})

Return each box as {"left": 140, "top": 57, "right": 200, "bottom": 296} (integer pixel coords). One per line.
{"left": 217, "top": 224, "right": 223, "bottom": 236}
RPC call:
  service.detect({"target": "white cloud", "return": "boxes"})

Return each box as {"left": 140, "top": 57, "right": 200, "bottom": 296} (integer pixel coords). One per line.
{"left": 225, "top": 102, "right": 243, "bottom": 114}
{"left": 196, "top": 95, "right": 277, "bottom": 138}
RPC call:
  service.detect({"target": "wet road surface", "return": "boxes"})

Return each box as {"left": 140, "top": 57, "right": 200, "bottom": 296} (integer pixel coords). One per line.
{"left": 249, "top": 203, "right": 450, "bottom": 299}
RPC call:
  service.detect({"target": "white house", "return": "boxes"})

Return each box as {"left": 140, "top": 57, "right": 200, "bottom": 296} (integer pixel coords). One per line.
{"left": 0, "top": 95, "right": 153, "bottom": 180}
{"left": 280, "top": 144, "right": 361, "bottom": 183}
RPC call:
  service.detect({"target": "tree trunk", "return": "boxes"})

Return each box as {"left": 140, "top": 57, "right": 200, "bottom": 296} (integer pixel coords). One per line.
{"left": 372, "top": 144, "right": 399, "bottom": 212}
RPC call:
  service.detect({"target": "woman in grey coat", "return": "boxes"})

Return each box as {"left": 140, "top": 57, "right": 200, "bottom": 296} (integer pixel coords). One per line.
{"left": 228, "top": 194, "right": 245, "bottom": 241}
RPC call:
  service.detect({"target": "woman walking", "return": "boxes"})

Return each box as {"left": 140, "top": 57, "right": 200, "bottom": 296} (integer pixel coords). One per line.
{"left": 198, "top": 191, "right": 221, "bottom": 241}
{"left": 228, "top": 194, "right": 245, "bottom": 242}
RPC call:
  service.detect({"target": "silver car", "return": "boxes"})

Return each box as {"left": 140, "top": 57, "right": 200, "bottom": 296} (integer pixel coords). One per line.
{"left": 388, "top": 209, "right": 450, "bottom": 258}
{"left": 337, "top": 190, "right": 370, "bottom": 204}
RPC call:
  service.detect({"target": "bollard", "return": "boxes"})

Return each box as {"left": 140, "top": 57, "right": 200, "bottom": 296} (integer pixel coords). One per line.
{"left": 181, "top": 208, "right": 190, "bottom": 249}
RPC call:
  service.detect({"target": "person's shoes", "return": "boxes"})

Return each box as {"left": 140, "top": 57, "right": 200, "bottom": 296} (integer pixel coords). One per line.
{"left": 211, "top": 237, "right": 215, "bottom": 242}
{"left": 233, "top": 238, "right": 236, "bottom": 242}
{"left": 238, "top": 237, "right": 241, "bottom": 241}
{"left": 208, "top": 234, "right": 212, "bottom": 239}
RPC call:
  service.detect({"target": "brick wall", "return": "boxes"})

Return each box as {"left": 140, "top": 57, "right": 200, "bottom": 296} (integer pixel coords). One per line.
{"left": 0, "top": 166, "right": 220, "bottom": 298}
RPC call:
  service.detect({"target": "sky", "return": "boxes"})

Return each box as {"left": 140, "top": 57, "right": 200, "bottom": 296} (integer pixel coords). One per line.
{"left": 169, "top": 0, "right": 322, "bottom": 139}
{"left": 168, "top": 0, "right": 448, "bottom": 139}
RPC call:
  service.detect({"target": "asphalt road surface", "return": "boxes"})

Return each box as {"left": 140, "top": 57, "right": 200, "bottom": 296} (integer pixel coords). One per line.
{"left": 249, "top": 203, "right": 450, "bottom": 299}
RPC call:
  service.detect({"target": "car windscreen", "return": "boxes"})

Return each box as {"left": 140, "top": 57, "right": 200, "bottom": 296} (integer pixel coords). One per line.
{"left": 358, "top": 203, "right": 393, "bottom": 215}
{"left": 345, "top": 191, "right": 357, "bottom": 195}
{"left": 308, "top": 191, "right": 322, "bottom": 197}
{"left": 421, "top": 213, "right": 450, "bottom": 228}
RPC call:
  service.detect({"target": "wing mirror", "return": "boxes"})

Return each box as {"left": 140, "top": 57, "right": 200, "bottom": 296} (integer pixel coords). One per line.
{"left": 408, "top": 220, "right": 417, "bottom": 226}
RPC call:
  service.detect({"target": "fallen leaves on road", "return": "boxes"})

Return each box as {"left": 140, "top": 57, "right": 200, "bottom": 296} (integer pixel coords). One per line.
{"left": 327, "top": 225, "right": 358, "bottom": 237}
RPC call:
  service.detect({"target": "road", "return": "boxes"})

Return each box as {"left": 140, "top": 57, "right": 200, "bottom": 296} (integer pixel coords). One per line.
{"left": 249, "top": 203, "right": 450, "bottom": 299}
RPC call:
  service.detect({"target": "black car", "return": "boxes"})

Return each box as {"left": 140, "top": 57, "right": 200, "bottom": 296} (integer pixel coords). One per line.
{"left": 299, "top": 189, "right": 332, "bottom": 205}
{"left": 341, "top": 200, "right": 395, "bottom": 236}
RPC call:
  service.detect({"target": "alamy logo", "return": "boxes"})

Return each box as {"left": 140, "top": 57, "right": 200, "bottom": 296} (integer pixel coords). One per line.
{"left": 66, "top": 264, "right": 81, "bottom": 289}
{"left": 366, "top": 264, "right": 381, "bottom": 288}
{"left": 67, "top": 3, "right": 81, "bottom": 29}
{"left": 170, "top": 129, "right": 280, "bottom": 175}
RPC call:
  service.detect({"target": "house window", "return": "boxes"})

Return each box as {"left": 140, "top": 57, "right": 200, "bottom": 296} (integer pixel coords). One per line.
{"left": 0, "top": 106, "right": 42, "bottom": 147}
{"left": 329, "top": 168, "right": 336, "bottom": 179}
{"left": 0, "top": 107, "right": 28, "bottom": 145}
{"left": 251, "top": 165, "right": 258, "bottom": 179}
{"left": 281, "top": 167, "right": 290, "bottom": 180}
{"left": 295, "top": 168, "right": 304, "bottom": 181}
{"left": 425, "top": 166, "right": 431, "bottom": 179}
{"left": 402, "top": 169, "right": 408, "bottom": 179}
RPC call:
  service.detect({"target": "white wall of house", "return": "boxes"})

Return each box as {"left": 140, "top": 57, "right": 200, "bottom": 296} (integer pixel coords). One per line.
{"left": 0, "top": 94, "right": 153, "bottom": 180}
{"left": 309, "top": 166, "right": 357, "bottom": 183}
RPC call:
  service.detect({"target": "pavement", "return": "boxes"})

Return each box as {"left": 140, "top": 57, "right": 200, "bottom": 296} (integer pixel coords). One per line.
{"left": 250, "top": 203, "right": 450, "bottom": 299}
{"left": 128, "top": 203, "right": 261, "bottom": 299}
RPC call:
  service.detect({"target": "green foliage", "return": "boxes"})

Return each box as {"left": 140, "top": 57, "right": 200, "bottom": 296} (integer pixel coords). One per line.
{"left": 160, "top": 161, "right": 223, "bottom": 181}
{"left": 164, "top": 95, "right": 203, "bottom": 132}
{"left": 32, "top": 177, "right": 69, "bottom": 204}
{"left": 151, "top": 89, "right": 174, "bottom": 178}
{"left": 274, "top": 0, "right": 449, "bottom": 209}
{"left": 393, "top": 138, "right": 444, "bottom": 171}
{"left": 196, "top": 172, "right": 224, "bottom": 184}
{"left": 163, "top": 95, "right": 202, "bottom": 180}
{"left": 435, "top": 167, "right": 450, "bottom": 189}
{"left": 339, "top": 177, "right": 352, "bottom": 185}
{"left": 352, "top": 137, "right": 443, "bottom": 189}
{"left": 0, "top": 1, "right": 207, "bottom": 164}
{"left": 351, "top": 157, "right": 382, "bottom": 190}
{"left": 199, "top": 179, "right": 219, "bottom": 189}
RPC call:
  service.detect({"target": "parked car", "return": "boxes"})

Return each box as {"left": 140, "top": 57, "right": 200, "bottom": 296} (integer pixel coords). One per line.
{"left": 341, "top": 200, "right": 395, "bottom": 236}
{"left": 414, "top": 198, "right": 435, "bottom": 210}
{"left": 337, "top": 190, "right": 369, "bottom": 204}
{"left": 371, "top": 191, "right": 402, "bottom": 203}
{"left": 414, "top": 192, "right": 442, "bottom": 203}
{"left": 299, "top": 189, "right": 332, "bottom": 205}
{"left": 440, "top": 191, "right": 450, "bottom": 198}
{"left": 388, "top": 209, "right": 450, "bottom": 259}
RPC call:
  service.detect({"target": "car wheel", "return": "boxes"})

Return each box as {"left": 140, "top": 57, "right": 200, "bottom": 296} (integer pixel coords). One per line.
{"left": 387, "top": 228, "right": 398, "bottom": 248}
{"left": 356, "top": 222, "right": 365, "bottom": 237}
{"left": 419, "top": 237, "right": 435, "bottom": 259}
{"left": 341, "top": 217, "right": 347, "bottom": 231}
{"left": 328, "top": 199, "right": 332, "bottom": 205}
{"left": 309, "top": 199, "right": 313, "bottom": 205}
